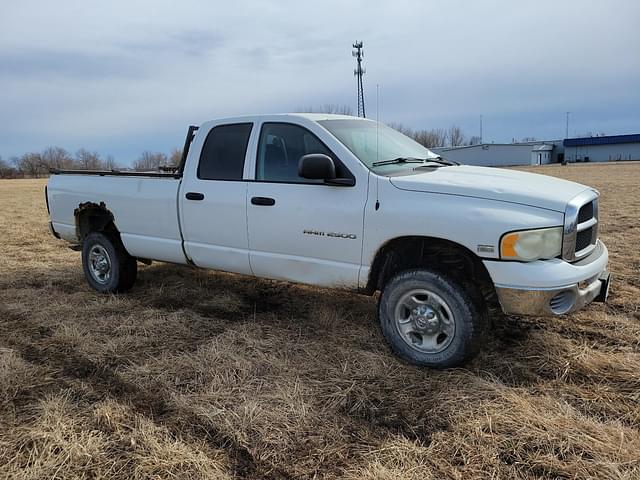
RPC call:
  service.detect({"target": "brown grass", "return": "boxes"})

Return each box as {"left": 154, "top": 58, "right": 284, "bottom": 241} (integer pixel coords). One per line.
{"left": 1, "top": 163, "right": 639, "bottom": 479}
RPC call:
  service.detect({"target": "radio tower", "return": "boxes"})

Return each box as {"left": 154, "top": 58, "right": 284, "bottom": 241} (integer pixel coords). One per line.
{"left": 352, "top": 41, "right": 366, "bottom": 118}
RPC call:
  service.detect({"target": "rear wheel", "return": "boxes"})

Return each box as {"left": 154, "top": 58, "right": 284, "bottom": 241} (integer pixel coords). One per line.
{"left": 379, "top": 269, "right": 486, "bottom": 368}
{"left": 82, "top": 231, "right": 137, "bottom": 293}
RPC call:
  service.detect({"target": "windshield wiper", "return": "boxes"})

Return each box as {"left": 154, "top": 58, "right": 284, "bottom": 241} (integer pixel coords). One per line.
{"left": 372, "top": 157, "right": 428, "bottom": 167}
{"left": 372, "top": 156, "right": 457, "bottom": 167}
{"left": 414, "top": 157, "right": 459, "bottom": 167}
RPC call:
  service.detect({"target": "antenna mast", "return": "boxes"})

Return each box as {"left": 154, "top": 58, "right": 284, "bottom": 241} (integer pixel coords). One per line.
{"left": 352, "top": 41, "right": 366, "bottom": 118}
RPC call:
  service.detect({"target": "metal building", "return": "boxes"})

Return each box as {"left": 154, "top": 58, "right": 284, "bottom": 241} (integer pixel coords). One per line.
{"left": 563, "top": 134, "right": 640, "bottom": 162}
{"left": 432, "top": 142, "right": 557, "bottom": 167}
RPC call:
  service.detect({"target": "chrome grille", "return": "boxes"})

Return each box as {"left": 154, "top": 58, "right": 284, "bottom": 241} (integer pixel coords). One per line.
{"left": 577, "top": 202, "right": 594, "bottom": 223}
{"left": 575, "top": 227, "right": 594, "bottom": 251}
{"left": 562, "top": 190, "right": 599, "bottom": 262}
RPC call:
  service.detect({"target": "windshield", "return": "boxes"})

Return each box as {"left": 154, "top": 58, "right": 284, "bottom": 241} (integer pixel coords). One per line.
{"left": 318, "top": 119, "right": 441, "bottom": 170}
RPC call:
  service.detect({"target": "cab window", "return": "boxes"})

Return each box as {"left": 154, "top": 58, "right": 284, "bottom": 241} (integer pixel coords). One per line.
{"left": 256, "top": 123, "right": 346, "bottom": 183}
{"left": 198, "top": 123, "right": 253, "bottom": 180}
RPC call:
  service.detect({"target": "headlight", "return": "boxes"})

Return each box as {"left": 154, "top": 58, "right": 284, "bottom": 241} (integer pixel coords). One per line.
{"left": 500, "top": 227, "right": 563, "bottom": 261}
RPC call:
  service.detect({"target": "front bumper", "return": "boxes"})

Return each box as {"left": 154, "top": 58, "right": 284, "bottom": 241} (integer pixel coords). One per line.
{"left": 484, "top": 240, "right": 610, "bottom": 316}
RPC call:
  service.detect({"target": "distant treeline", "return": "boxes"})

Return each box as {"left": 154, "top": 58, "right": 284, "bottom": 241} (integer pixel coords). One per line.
{"left": 386, "top": 122, "right": 482, "bottom": 148}
{"left": 0, "top": 147, "right": 182, "bottom": 179}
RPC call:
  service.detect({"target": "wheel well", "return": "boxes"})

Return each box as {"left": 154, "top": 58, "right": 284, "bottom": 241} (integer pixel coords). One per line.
{"left": 365, "top": 236, "right": 497, "bottom": 306}
{"left": 74, "top": 202, "right": 119, "bottom": 242}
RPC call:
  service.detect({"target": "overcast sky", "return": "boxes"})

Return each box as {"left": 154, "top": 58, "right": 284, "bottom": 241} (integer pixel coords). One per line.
{"left": 1, "top": 0, "right": 639, "bottom": 163}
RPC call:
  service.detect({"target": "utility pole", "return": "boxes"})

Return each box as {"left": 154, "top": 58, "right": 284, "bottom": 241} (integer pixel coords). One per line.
{"left": 480, "top": 115, "right": 483, "bottom": 144}
{"left": 352, "top": 41, "right": 366, "bottom": 118}
{"left": 565, "top": 111, "right": 570, "bottom": 139}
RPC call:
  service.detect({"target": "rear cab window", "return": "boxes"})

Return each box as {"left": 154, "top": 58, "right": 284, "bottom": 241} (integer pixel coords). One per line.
{"left": 197, "top": 123, "right": 253, "bottom": 180}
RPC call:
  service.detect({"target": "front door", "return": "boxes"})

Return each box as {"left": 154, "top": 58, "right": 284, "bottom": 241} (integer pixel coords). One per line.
{"left": 247, "top": 122, "right": 367, "bottom": 288}
{"left": 180, "top": 122, "right": 253, "bottom": 275}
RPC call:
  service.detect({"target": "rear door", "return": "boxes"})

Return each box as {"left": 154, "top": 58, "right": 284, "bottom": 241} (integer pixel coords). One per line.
{"left": 246, "top": 121, "right": 368, "bottom": 288}
{"left": 179, "top": 122, "right": 254, "bottom": 274}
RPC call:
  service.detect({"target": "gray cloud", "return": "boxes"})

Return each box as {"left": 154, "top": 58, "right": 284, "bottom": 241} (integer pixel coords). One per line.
{"left": 1, "top": 0, "right": 638, "bottom": 161}
{"left": 0, "top": 49, "right": 148, "bottom": 80}
{"left": 118, "top": 29, "right": 226, "bottom": 57}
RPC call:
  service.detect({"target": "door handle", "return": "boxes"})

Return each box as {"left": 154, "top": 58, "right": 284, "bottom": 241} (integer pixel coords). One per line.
{"left": 251, "top": 196, "right": 275, "bottom": 206}
{"left": 185, "top": 192, "right": 205, "bottom": 201}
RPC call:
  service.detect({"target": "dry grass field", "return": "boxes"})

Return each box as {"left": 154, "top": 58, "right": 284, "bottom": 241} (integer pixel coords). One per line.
{"left": 1, "top": 163, "right": 639, "bottom": 479}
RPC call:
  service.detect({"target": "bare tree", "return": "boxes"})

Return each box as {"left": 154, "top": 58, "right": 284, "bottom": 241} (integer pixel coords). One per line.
{"left": 468, "top": 136, "right": 482, "bottom": 145}
{"left": 17, "top": 153, "right": 44, "bottom": 178}
{"left": 448, "top": 125, "right": 465, "bottom": 147}
{"left": 0, "top": 157, "right": 9, "bottom": 178}
{"left": 103, "top": 155, "right": 118, "bottom": 170}
{"left": 169, "top": 148, "right": 182, "bottom": 166}
{"left": 386, "top": 122, "right": 414, "bottom": 137}
{"left": 324, "top": 104, "right": 353, "bottom": 115}
{"left": 75, "top": 149, "right": 102, "bottom": 170}
{"left": 415, "top": 128, "right": 448, "bottom": 148}
{"left": 9, "top": 157, "right": 22, "bottom": 178}
{"left": 133, "top": 151, "right": 168, "bottom": 171}
{"left": 295, "top": 104, "right": 354, "bottom": 115}
{"left": 386, "top": 123, "right": 448, "bottom": 148}
{"left": 41, "top": 146, "right": 72, "bottom": 170}
{"left": 0, "top": 157, "right": 20, "bottom": 178}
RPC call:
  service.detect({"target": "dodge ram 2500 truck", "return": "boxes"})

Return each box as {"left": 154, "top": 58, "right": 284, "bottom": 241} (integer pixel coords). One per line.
{"left": 46, "top": 114, "right": 611, "bottom": 368}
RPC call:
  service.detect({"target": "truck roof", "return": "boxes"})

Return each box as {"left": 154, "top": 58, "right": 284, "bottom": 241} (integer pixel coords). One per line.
{"left": 200, "top": 113, "right": 374, "bottom": 127}
{"left": 289, "top": 113, "right": 371, "bottom": 121}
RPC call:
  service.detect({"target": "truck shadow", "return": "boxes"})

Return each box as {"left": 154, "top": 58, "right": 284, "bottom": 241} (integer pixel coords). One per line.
{"left": 2, "top": 260, "right": 616, "bottom": 384}
{"left": 4, "top": 261, "right": 633, "bottom": 399}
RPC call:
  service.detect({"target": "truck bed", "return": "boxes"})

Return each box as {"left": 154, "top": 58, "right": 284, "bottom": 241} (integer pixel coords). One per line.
{"left": 47, "top": 173, "right": 188, "bottom": 265}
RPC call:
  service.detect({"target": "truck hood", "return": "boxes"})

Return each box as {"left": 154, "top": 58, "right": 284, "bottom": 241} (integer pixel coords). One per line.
{"left": 389, "top": 165, "right": 590, "bottom": 212}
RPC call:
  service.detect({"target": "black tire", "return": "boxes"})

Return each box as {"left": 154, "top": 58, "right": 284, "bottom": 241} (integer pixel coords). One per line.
{"left": 81, "top": 231, "right": 137, "bottom": 293}
{"left": 379, "top": 269, "right": 486, "bottom": 368}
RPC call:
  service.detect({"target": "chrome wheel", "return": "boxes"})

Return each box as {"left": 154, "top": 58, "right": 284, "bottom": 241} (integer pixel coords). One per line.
{"left": 88, "top": 244, "right": 112, "bottom": 284}
{"left": 394, "top": 288, "right": 455, "bottom": 354}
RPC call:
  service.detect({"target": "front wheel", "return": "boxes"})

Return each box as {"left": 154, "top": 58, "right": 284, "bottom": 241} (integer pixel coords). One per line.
{"left": 82, "top": 231, "right": 137, "bottom": 293}
{"left": 379, "top": 269, "right": 486, "bottom": 368}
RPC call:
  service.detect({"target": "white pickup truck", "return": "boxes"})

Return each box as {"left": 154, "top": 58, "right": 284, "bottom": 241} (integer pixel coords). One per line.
{"left": 46, "top": 114, "right": 611, "bottom": 368}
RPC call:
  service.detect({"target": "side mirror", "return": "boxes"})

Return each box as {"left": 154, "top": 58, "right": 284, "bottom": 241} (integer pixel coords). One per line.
{"left": 298, "top": 154, "right": 336, "bottom": 180}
